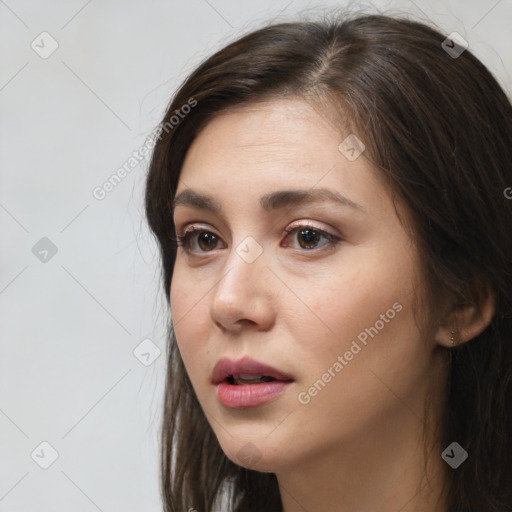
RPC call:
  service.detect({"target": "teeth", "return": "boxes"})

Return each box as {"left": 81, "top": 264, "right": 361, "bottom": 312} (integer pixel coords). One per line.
{"left": 233, "top": 374, "right": 274, "bottom": 385}
{"left": 239, "top": 373, "right": 263, "bottom": 380}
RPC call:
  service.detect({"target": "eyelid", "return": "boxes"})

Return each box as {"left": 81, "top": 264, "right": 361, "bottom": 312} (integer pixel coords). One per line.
{"left": 178, "top": 223, "right": 220, "bottom": 239}
{"left": 175, "top": 219, "right": 337, "bottom": 238}
{"left": 284, "top": 220, "right": 333, "bottom": 235}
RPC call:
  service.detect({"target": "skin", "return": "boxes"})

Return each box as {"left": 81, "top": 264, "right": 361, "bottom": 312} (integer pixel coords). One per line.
{"left": 169, "top": 98, "right": 494, "bottom": 512}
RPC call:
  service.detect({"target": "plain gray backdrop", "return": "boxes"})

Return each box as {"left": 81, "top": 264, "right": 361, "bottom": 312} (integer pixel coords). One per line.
{"left": 1, "top": 0, "right": 511, "bottom": 510}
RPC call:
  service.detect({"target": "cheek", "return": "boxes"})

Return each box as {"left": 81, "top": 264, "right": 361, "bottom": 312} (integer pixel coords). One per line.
{"left": 298, "top": 254, "right": 426, "bottom": 412}
{"left": 170, "top": 277, "right": 211, "bottom": 379}
{"left": 295, "top": 299, "right": 424, "bottom": 443}
{"left": 295, "top": 245, "right": 425, "bottom": 400}
{"left": 298, "top": 245, "right": 416, "bottom": 356}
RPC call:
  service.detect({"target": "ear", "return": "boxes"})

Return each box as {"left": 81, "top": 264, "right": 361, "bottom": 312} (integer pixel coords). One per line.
{"left": 435, "top": 284, "right": 496, "bottom": 348}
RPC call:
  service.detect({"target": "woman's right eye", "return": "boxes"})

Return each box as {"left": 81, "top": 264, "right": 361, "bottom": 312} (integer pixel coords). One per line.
{"left": 173, "top": 228, "right": 222, "bottom": 253}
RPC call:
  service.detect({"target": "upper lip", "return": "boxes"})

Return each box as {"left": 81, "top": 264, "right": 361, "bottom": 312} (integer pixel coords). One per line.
{"left": 211, "top": 357, "right": 294, "bottom": 385}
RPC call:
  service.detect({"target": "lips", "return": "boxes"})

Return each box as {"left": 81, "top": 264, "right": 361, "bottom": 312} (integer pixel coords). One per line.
{"left": 211, "top": 357, "right": 293, "bottom": 385}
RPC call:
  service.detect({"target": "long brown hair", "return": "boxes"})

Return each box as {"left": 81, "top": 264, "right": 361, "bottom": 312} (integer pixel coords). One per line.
{"left": 145, "top": 12, "right": 512, "bottom": 512}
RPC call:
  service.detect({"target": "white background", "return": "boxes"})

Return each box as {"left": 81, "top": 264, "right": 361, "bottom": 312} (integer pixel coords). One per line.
{"left": 1, "top": 0, "right": 510, "bottom": 510}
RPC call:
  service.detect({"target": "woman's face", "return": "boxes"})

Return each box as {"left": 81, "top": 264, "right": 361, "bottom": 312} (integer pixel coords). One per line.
{"left": 170, "top": 98, "right": 440, "bottom": 473}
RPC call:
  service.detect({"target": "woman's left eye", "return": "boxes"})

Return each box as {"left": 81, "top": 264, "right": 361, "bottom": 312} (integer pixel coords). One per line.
{"left": 282, "top": 224, "right": 341, "bottom": 251}
{"left": 173, "top": 223, "right": 341, "bottom": 254}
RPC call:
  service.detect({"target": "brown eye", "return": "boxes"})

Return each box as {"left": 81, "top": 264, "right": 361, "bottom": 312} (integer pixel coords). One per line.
{"left": 297, "top": 228, "right": 322, "bottom": 249}
{"left": 283, "top": 224, "right": 340, "bottom": 251}
{"left": 174, "top": 229, "right": 221, "bottom": 252}
{"left": 196, "top": 232, "right": 219, "bottom": 252}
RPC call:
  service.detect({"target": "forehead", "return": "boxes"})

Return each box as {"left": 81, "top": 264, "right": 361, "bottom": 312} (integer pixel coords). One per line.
{"left": 176, "top": 98, "right": 389, "bottom": 218}
{"left": 185, "top": 98, "right": 342, "bottom": 163}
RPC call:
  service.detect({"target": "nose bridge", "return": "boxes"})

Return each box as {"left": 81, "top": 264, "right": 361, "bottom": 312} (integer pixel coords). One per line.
{"left": 216, "top": 234, "right": 266, "bottom": 298}
{"left": 209, "top": 233, "right": 271, "bottom": 328}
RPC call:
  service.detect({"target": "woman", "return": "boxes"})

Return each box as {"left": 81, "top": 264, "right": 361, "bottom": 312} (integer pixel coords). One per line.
{"left": 145, "top": 12, "right": 512, "bottom": 512}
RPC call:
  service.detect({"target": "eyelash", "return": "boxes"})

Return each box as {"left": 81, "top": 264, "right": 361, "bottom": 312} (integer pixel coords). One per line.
{"left": 171, "top": 223, "right": 341, "bottom": 254}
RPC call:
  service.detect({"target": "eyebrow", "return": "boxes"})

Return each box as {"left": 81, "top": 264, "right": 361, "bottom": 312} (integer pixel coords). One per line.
{"left": 172, "top": 188, "right": 366, "bottom": 215}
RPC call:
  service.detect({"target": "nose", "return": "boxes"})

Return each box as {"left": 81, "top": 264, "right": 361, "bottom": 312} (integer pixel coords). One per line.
{"left": 209, "top": 242, "right": 275, "bottom": 334}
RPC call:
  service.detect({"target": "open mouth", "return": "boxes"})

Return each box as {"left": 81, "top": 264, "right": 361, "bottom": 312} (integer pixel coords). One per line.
{"left": 225, "top": 374, "right": 278, "bottom": 385}
{"left": 213, "top": 360, "right": 294, "bottom": 407}
{"left": 211, "top": 356, "right": 294, "bottom": 388}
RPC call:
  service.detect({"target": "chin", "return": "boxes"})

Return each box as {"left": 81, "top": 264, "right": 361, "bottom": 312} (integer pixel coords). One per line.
{"left": 214, "top": 429, "right": 302, "bottom": 473}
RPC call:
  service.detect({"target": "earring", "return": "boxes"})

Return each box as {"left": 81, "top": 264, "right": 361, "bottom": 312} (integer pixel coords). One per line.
{"left": 450, "top": 330, "right": 457, "bottom": 345}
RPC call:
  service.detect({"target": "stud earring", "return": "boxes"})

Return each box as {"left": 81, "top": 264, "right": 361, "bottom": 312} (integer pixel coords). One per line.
{"left": 450, "top": 330, "right": 458, "bottom": 345}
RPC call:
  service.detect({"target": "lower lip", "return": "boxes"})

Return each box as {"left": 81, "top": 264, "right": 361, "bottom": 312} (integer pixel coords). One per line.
{"left": 216, "top": 380, "right": 292, "bottom": 408}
